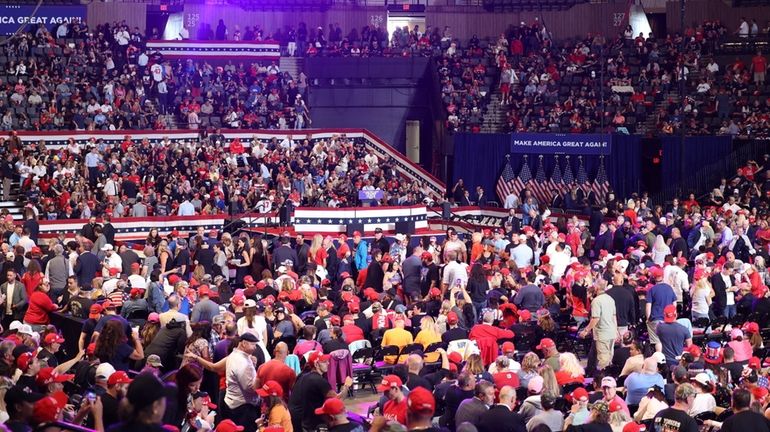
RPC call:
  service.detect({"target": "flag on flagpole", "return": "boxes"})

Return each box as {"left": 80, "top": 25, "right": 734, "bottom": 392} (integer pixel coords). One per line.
{"left": 591, "top": 155, "right": 611, "bottom": 204}
{"left": 549, "top": 155, "right": 563, "bottom": 201}
{"left": 532, "top": 155, "right": 550, "bottom": 205}
{"left": 563, "top": 156, "right": 574, "bottom": 188}
{"left": 576, "top": 156, "right": 590, "bottom": 195}
{"left": 496, "top": 156, "right": 517, "bottom": 202}
{"left": 513, "top": 156, "right": 533, "bottom": 198}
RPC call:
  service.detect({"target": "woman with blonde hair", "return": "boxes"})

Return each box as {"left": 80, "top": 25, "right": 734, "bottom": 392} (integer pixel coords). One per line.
{"left": 539, "top": 364, "right": 560, "bottom": 397}
{"left": 690, "top": 273, "right": 713, "bottom": 320}
{"left": 463, "top": 353, "right": 493, "bottom": 383}
{"left": 415, "top": 316, "right": 442, "bottom": 362}
{"left": 308, "top": 233, "right": 327, "bottom": 268}
{"left": 518, "top": 352, "right": 541, "bottom": 388}
{"left": 651, "top": 235, "right": 671, "bottom": 266}
{"left": 554, "top": 352, "right": 585, "bottom": 385}
{"left": 158, "top": 241, "right": 172, "bottom": 274}
{"left": 609, "top": 401, "right": 632, "bottom": 432}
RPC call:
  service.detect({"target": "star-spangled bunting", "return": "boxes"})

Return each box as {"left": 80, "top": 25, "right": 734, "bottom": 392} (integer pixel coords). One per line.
{"left": 146, "top": 41, "right": 280, "bottom": 60}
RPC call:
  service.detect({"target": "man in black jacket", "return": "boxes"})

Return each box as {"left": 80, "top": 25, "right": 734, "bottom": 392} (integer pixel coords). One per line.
{"left": 74, "top": 241, "right": 100, "bottom": 289}
{"left": 364, "top": 249, "right": 385, "bottom": 292}
{"left": 477, "top": 385, "right": 526, "bottom": 432}
{"left": 295, "top": 233, "right": 310, "bottom": 275}
{"left": 710, "top": 264, "right": 734, "bottom": 318}
{"left": 273, "top": 235, "right": 299, "bottom": 271}
{"left": 80, "top": 216, "right": 101, "bottom": 243}
{"left": 593, "top": 223, "right": 613, "bottom": 259}
{"left": 102, "top": 214, "right": 116, "bottom": 245}
{"left": 372, "top": 228, "right": 390, "bottom": 255}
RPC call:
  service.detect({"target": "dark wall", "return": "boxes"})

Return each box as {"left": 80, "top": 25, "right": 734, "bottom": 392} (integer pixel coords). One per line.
{"left": 306, "top": 57, "right": 437, "bottom": 167}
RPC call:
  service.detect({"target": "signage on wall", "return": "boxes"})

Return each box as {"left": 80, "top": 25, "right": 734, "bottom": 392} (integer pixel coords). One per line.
{"left": 0, "top": 4, "right": 86, "bottom": 35}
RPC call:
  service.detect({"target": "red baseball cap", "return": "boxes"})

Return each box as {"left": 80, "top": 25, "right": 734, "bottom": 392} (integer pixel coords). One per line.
{"left": 243, "top": 275, "right": 255, "bottom": 286}
{"left": 130, "top": 262, "right": 141, "bottom": 270}
{"left": 446, "top": 311, "right": 459, "bottom": 325}
{"left": 448, "top": 352, "right": 463, "bottom": 365}
{"left": 429, "top": 287, "right": 441, "bottom": 298}
{"left": 749, "top": 356, "right": 762, "bottom": 370}
{"left": 570, "top": 387, "right": 589, "bottom": 402}
{"left": 663, "top": 304, "right": 677, "bottom": 323}
{"left": 649, "top": 266, "right": 664, "bottom": 279}
{"left": 536, "top": 338, "right": 555, "bottom": 350}
{"left": 353, "top": 231, "right": 362, "bottom": 237}
{"left": 256, "top": 380, "right": 283, "bottom": 398}
{"left": 17, "top": 352, "right": 34, "bottom": 372}
{"left": 518, "top": 310, "right": 532, "bottom": 321}
{"left": 407, "top": 386, "right": 435, "bottom": 415}
{"left": 609, "top": 399, "right": 624, "bottom": 413}
{"left": 347, "top": 302, "right": 360, "bottom": 313}
{"left": 32, "top": 396, "right": 63, "bottom": 424}
{"left": 108, "top": 371, "right": 133, "bottom": 385}
{"left": 421, "top": 251, "right": 433, "bottom": 261}
{"left": 623, "top": 423, "right": 646, "bottom": 432}
{"left": 102, "top": 299, "right": 116, "bottom": 309}
{"left": 36, "top": 367, "right": 74, "bottom": 386}
{"left": 308, "top": 351, "right": 330, "bottom": 366}
{"left": 502, "top": 341, "right": 516, "bottom": 354}
{"left": 753, "top": 387, "right": 769, "bottom": 400}
{"left": 198, "top": 285, "right": 211, "bottom": 297}
{"left": 314, "top": 397, "right": 345, "bottom": 416}
{"left": 108, "top": 267, "right": 120, "bottom": 276}
{"left": 330, "top": 315, "right": 341, "bottom": 326}
{"left": 542, "top": 285, "right": 556, "bottom": 296}
{"left": 377, "top": 375, "right": 403, "bottom": 392}
{"left": 44, "top": 333, "right": 65, "bottom": 345}
{"left": 89, "top": 303, "right": 103, "bottom": 319}
{"left": 684, "top": 344, "right": 702, "bottom": 358}
{"left": 215, "top": 420, "right": 245, "bottom": 432}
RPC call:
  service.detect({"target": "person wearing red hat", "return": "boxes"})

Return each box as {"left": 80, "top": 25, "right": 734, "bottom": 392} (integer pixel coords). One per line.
{"left": 255, "top": 380, "right": 292, "bottom": 432}
{"left": 31, "top": 395, "right": 64, "bottom": 425}
{"left": 288, "top": 350, "right": 352, "bottom": 432}
{"left": 645, "top": 267, "right": 677, "bottom": 351}
{"left": 440, "top": 309, "right": 468, "bottom": 346}
{"left": 101, "top": 370, "right": 133, "bottom": 427}
{"left": 16, "top": 351, "right": 42, "bottom": 394}
{"left": 37, "top": 333, "right": 66, "bottom": 368}
{"left": 314, "top": 397, "right": 362, "bottom": 431}
{"left": 656, "top": 305, "right": 692, "bottom": 365}
{"left": 377, "top": 374, "right": 408, "bottom": 424}
{"left": 190, "top": 284, "right": 219, "bottom": 324}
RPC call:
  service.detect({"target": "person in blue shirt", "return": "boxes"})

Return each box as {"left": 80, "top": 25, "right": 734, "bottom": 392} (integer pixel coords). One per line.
{"left": 657, "top": 305, "right": 693, "bottom": 365}
{"left": 646, "top": 266, "right": 677, "bottom": 351}
{"left": 353, "top": 231, "right": 368, "bottom": 271}
{"left": 624, "top": 357, "right": 666, "bottom": 405}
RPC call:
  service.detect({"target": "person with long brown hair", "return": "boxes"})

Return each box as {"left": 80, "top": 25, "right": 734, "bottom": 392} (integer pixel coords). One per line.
{"left": 94, "top": 319, "right": 143, "bottom": 372}
{"left": 164, "top": 363, "right": 202, "bottom": 427}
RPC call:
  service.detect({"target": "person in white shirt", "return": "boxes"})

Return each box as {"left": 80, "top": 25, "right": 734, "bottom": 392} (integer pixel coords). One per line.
{"left": 504, "top": 193, "right": 519, "bottom": 209}
{"left": 738, "top": 18, "right": 750, "bottom": 38}
{"left": 279, "top": 136, "right": 295, "bottom": 150}
{"left": 101, "top": 244, "right": 123, "bottom": 277}
{"left": 663, "top": 258, "right": 689, "bottom": 303}
{"left": 548, "top": 242, "right": 571, "bottom": 281}
{"left": 179, "top": 26, "right": 189, "bottom": 40}
{"left": 511, "top": 235, "right": 534, "bottom": 268}
{"left": 178, "top": 198, "right": 196, "bottom": 216}
{"left": 718, "top": 220, "right": 733, "bottom": 250}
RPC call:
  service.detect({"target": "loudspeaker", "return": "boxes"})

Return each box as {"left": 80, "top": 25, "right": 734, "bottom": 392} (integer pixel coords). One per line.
{"left": 395, "top": 221, "right": 415, "bottom": 234}
{"left": 346, "top": 223, "right": 364, "bottom": 236}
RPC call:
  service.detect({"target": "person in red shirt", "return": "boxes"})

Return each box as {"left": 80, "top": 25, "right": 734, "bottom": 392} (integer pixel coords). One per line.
{"left": 492, "top": 356, "right": 520, "bottom": 389}
{"left": 23, "top": 278, "right": 58, "bottom": 326}
{"left": 341, "top": 315, "right": 364, "bottom": 343}
{"left": 469, "top": 311, "right": 515, "bottom": 365}
{"left": 752, "top": 50, "right": 767, "bottom": 85}
{"left": 256, "top": 342, "right": 297, "bottom": 401}
{"left": 378, "top": 375, "right": 407, "bottom": 425}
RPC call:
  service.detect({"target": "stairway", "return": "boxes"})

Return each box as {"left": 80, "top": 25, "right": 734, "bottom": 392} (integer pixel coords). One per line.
{"left": 639, "top": 90, "right": 680, "bottom": 134}
{"left": 279, "top": 56, "right": 305, "bottom": 81}
{"left": 2, "top": 180, "right": 26, "bottom": 221}
{"left": 480, "top": 91, "right": 508, "bottom": 133}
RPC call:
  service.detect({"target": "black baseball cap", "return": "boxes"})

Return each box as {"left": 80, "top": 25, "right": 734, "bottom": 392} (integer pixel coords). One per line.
{"left": 5, "top": 385, "right": 43, "bottom": 407}
{"left": 374, "top": 227, "right": 383, "bottom": 233}
{"left": 126, "top": 372, "right": 175, "bottom": 411}
{"left": 240, "top": 333, "right": 259, "bottom": 343}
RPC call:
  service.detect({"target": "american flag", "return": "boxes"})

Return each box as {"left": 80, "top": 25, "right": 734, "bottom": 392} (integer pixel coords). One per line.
{"left": 563, "top": 156, "right": 574, "bottom": 189}
{"left": 549, "top": 156, "right": 564, "bottom": 201}
{"left": 531, "top": 156, "right": 551, "bottom": 205}
{"left": 576, "top": 156, "right": 590, "bottom": 195}
{"left": 514, "top": 157, "right": 533, "bottom": 200}
{"left": 591, "top": 156, "right": 611, "bottom": 204}
{"left": 496, "top": 158, "right": 517, "bottom": 202}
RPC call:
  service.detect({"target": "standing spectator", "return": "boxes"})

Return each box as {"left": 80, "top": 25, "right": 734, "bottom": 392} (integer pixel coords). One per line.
{"left": 288, "top": 351, "right": 352, "bottom": 432}
{"left": 752, "top": 50, "right": 767, "bottom": 86}
{"left": 646, "top": 266, "right": 677, "bottom": 351}
{"left": 580, "top": 278, "right": 617, "bottom": 371}
{"left": 223, "top": 333, "right": 261, "bottom": 431}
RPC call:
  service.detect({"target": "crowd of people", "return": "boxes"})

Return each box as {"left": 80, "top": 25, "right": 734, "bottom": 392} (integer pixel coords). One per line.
{"left": 0, "top": 148, "right": 769, "bottom": 432}
{"left": 0, "top": 130, "right": 436, "bottom": 219}
{"left": 0, "top": 20, "right": 310, "bottom": 132}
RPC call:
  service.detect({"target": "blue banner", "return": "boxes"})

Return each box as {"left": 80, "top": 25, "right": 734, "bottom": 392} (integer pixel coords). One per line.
{"left": 0, "top": 5, "right": 86, "bottom": 36}
{"left": 510, "top": 133, "right": 612, "bottom": 155}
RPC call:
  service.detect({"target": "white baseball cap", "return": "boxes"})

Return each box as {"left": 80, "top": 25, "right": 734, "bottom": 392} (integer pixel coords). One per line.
{"left": 95, "top": 362, "right": 116, "bottom": 380}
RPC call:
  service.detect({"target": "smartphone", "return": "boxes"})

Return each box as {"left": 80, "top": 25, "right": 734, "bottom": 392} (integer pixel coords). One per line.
{"left": 85, "top": 391, "right": 96, "bottom": 402}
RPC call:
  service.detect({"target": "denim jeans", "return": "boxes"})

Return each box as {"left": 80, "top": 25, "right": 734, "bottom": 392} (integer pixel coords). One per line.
{"left": 724, "top": 304, "right": 737, "bottom": 318}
